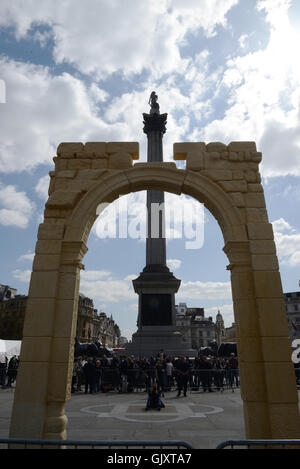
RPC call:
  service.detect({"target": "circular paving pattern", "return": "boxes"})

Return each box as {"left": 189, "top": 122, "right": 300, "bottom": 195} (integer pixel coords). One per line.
{"left": 81, "top": 400, "right": 224, "bottom": 423}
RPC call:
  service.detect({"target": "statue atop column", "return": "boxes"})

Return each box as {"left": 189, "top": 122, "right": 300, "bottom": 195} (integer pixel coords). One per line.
{"left": 143, "top": 91, "right": 167, "bottom": 135}
{"left": 148, "top": 91, "right": 160, "bottom": 115}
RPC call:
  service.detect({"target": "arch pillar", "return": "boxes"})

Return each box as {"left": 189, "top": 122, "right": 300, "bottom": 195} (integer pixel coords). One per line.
{"left": 9, "top": 233, "right": 86, "bottom": 440}
{"left": 225, "top": 239, "right": 300, "bottom": 438}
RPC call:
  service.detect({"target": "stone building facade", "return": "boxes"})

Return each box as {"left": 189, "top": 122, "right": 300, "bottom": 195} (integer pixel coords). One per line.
{"left": 0, "top": 293, "right": 27, "bottom": 340}
{"left": 175, "top": 303, "right": 225, "bottom": 350}
{"left": 0, "top": 288, "right": 121, "bottom": 347}
{"left": 284, "top": 291, "right": 300, "bottom": 341}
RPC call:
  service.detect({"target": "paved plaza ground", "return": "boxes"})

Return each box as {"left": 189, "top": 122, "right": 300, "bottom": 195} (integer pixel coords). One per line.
{"left": 1, "top": 386, "right": 299, "bottom": 449}
{"left": 0, "top": 386, "right": 245, "bottom": 449}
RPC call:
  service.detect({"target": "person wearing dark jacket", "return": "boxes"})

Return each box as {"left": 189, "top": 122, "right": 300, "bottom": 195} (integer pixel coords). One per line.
{"left": 198, "top": 355, "right": 213, "bottom": 392}
{"left": 83, "top": 358, "right": 96, "bottom": 394}
{"left": 145, "top": 383, "right": 165, "bottom": 411}
{"left": 175, "top": 356, "right": 190, "bottom": 397}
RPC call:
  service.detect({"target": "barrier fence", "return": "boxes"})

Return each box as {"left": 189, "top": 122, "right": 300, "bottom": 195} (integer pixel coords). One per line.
{"left": 216, "top": 439, "right": 300, "bottom": 449}
{"left": 0, "top": 438, "right": 193, "bottom": 449}
{"left": 75, "top": 367, "right": 241, "bottom": 393}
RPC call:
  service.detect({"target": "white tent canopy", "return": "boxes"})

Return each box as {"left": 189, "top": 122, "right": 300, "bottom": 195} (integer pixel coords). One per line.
{"left": 0, "top": 340, "right": 21, "bottom": 358}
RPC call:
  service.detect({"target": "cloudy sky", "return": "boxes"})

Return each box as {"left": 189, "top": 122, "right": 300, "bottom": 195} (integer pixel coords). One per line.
{"left": 1, "top": 0, "right": 300, "bottom": 340}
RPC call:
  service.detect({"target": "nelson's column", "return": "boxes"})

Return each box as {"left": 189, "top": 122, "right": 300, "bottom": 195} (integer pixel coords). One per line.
{"left": 126, "top": 92, "right": 192, "bottom": 357}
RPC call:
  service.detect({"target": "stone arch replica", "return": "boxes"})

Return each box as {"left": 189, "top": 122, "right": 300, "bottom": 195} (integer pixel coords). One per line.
{"left": 9, "top": 140, "right": 300, "bottom": 441}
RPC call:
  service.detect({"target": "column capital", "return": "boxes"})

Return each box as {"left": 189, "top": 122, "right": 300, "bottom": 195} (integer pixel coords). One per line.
{"left": 143, "top": 113, "right": 168, "bottom": 134}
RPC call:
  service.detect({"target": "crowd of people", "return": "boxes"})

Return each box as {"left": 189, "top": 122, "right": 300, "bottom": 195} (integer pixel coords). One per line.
{"left": 71, "top": 352, "right": 240, "bottom": 396}
{"left": 0, "top": 355, "right": 19, "bottom": 389}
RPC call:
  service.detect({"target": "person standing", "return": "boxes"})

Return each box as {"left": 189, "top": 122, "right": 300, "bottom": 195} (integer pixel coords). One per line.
{"left": 94, "top": 360, "right": 102, "bottom": 393}
{"left": 228, "top": 353, "right": 239, "bottom": 391}
{"left": 83, "top": 358, "right": 96, "bottom": 394}
{"left": 0, "top": 355, "right": 7, "bottom": 388}
{"left": 175, "top": 356, "right": 190, "bottom": 397}
{"left": 165, "top": 358, "right": 174, "bottom": 391}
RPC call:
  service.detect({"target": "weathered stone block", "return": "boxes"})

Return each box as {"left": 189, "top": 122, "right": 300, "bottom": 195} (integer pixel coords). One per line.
{"left": 243, "top": 402, "right": 271, "bottom": 437}
{"left": 261, "top": 337, "right": 292, "bottom": 363}
{"left": 253, "top": 271, "right": 283, "bottom": 298}
{"left": 55, "top": 170, "right": 76, "bottom": 179}
{"left": 28, "top": 271, "right": 59, "bottom": 298}
{"left": 48, "top": 362, "right": 72, "bottom": 401}
{"left": 228, "top": 141, "right": 257, "bottom": 152}
{"left": 219, "top": 180, "right": 247, "bottom": 193}
{"left": 37, "top": 223, "right": 65, "bottom": 240}
{"left": 232, "top": 170, "right": 244, "bottom": 180}
{"left": 186, "top": 151, "right": 205, "bottom": 170}
{"left": 238, "top": 337, "right": 263, "bottom": 362}
{"left": 244, "top": 170, "right": 257, "bottom": 183}
{"left": 173, "top": 142, "right": 206, "bottom": 160}
{"left": 252, "top": 151, "right": 262, "bottom": 163}
{"left": 229, "top": 152, "right": 238, "bottom": 161}
{"left": 231, "top": 271, "right": 255, "bottom": 300}
{"left": 57, "top": 142, "right": 84, "bottom": 157}
{"left": 239, "top": 363, "right": 267, "bottom": 402}
{"left": 51, "top": 338, "right": 75, "bottom": 363}
{"left": 247, "top": 223, "right": 274, "bottom": 240}
{"left": 257, "top": 298, "right": 289, "bottom": 337}
{"left": 251, "top": 254, "right": 279, "bottom": 271}
{"left": 67, "top": 159, "right": 91, "bottom": 170}
{"left": 46, "top": 191, "right": 84, "bottom": 210}
{"left": 244, "top": 192, "right": 266, "bottom": 208}
{"left": 108, "top": 152, "right": 133, "bottom": 169}
{"left": 106, "top": 142, "right": 139, "bottom": 159}
{"left": 264, "top": 363, "right": 298, "bottom": 403}
{"left": 53, "top": 157, "right": 68, "bottom": 171}
{"left": 84, "top": 142, "right": 106, "bottom": 156}
{"left": 206, "top": 142, "right": 227, "bottom": 152}
{"left": 230, "top": 192, "right": 245, "bottom": 207}
{"left": 92, "top": 159, "right": 108, "bottom": 169}
{"left": 200, "top": 169, "right": 233, "bottom": 181}
{"left": 247, "top": 183, "right": 263, "bottom": 192}
{"left": 20, "top": 337, "right": 52, "bottom": 362}
{"left": 249, "top": 240, "right": 276, "bottom": 254}
{"left": 268, "top": 404, "right": 300, "bottom": 439}
{"left": 53, "top": 299, "right": 78, "bottom": 338}
{"left": 208, "top": 151, "right": 221, "bottom": 160}
{"left": 246, "top": 208, "right": 269, "bottom": 223}
{"left": 77, "top": 169, "right": 108, "bottom": 179}
{"left": 22, "top": 298, "right": 56, "bottom": 337}
{"left": 233, "top": 299, "right": 260, "bottom": 337}
{"left": 35, "top": 240, "right": 62, "bottom": 255}
{"left": 33, "top": 254, "right": 61, "bottom": 272}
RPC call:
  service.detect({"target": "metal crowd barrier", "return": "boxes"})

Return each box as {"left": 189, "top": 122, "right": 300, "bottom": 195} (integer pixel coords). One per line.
{"left": 0, "top": 438, "right": 193, "bottom": 449}
{"left": 216, "top": 439, "right": 300, "bottom": 449}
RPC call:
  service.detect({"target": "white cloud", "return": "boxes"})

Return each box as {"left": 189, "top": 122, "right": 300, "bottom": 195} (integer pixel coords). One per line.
{"left": 272, "top": 218, "right": 294, "bottom": 233}
{"left": 80, "top": 270, "right": 136, "bottom": 303}
{"left": 18, "top": 252, "right": 34, "bottom": 262}
{"left": 167, "top": 259, "right": 182, "bottom": 271}
{"left": 197, "top": 0, "right": 300, "bottom": 178}
{"left": 0, "top": 0, "right": 238, "bottom": 78}
{"left": 273, "top": 218, "right": 300, "bottom": 267}
{"left": 0, "top": 182, "right": 35, "bottom": 228}
{"left": 0, "top": 58, "right": 118, "bottom": 173}
{"left": 177, "top": 281, "right": 232, "bottom": 301}
{"left": 12, "top": 269, "right": 31, "bottom": 283}
{"left": 35, "top": 175, "right": 50, "bottom": 201}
